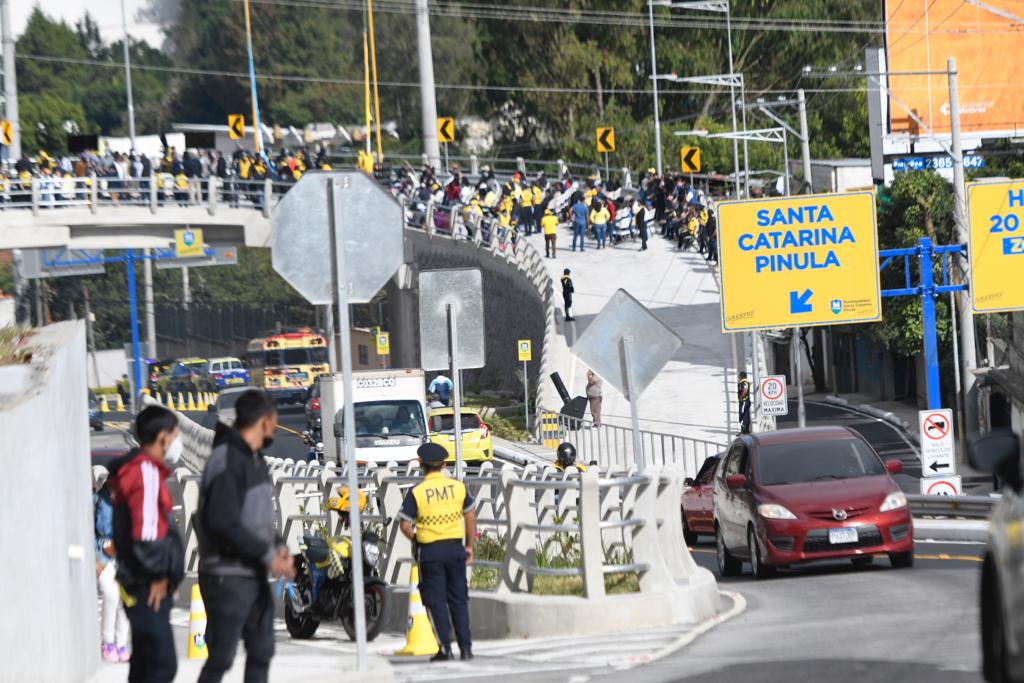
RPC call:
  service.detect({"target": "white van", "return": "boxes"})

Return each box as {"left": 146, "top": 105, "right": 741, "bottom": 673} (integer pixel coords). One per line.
{"left": 320, "top": 368, "right": 428, "bottom": 465}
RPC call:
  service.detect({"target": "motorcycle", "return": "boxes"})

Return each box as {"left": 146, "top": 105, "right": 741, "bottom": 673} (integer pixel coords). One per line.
{"left": 284, "top": 487, "right": 390, "bottom": 641}
{"left": 301, "top": 430, "right": 324, "bottom": 463}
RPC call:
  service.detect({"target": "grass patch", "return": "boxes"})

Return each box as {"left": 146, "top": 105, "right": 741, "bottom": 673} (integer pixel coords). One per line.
{"left": 533, "top": 572, "right": 640, "bottom": 596}
{"left": 484, "top": 412, "right": 529, "bottom": 441}
{"left": 464, "top": 393, "right": 516, "bottom": 409}
{"left": 0, "top": 325, "right": 31, "bottom": 366}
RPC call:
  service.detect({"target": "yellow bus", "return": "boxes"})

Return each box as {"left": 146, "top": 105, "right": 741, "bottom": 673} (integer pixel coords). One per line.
{"left": 246, "top": 327, "right": 330, "bottom": 404}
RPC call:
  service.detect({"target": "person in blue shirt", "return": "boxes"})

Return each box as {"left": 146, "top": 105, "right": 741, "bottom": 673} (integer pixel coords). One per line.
{"left": 428, "top": 373, "right": 454, "bottom": 406}
{"left": 571, "top": 198, "right": 589, "bottom": 252}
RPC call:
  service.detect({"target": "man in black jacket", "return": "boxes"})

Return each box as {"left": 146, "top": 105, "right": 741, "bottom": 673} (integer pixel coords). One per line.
{"left": 108, "top": 405, "right": 185, "bottom": 683}
{"left": 196, "top": 390, "right": 294, "bottom": 683}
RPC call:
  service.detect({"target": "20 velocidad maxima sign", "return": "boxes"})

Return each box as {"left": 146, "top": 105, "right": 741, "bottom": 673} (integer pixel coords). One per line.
{"left": 717, "top": 192, "right": 882, "bottom": 332}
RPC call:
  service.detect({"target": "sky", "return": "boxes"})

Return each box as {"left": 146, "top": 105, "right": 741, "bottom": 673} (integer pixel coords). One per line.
{"left": 13, "top": 0, "right": 172, "bottom": 48}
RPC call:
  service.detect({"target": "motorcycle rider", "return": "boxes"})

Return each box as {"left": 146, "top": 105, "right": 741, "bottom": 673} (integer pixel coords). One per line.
{"left": 553, "top": 442, "right": 589, "bottom": 473}
{"left": 196, "top": 390, "right": 295, "bottom": 683}
{"left": 398, "top": 442, "right": 477, "bottom": 661}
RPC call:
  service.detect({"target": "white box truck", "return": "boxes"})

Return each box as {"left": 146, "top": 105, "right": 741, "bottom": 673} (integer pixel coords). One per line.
{"left": 320, "top": 368, "right": 429, "bottom": 465}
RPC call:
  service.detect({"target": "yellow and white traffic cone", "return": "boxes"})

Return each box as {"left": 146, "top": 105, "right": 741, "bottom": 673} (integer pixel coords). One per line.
{"left": 187, "top": 393, "right": 197, "bottom": 411}
{"left": 115, "top": 393, "right": 125, "bottom": 412}
{"left": 100, "top": 396, "right": 110, "bottom": 413}
{"left": 392, "top": 563, "right": 439, "bottom": 659}
{"left": 165, "top": 393, "right": 175, "bottom": 410}
{"left": 197, "top": 393, "right": 208, "bottom": 411}
{"left": 187, "top": 584, "right": 208, "bottom": 660}
{"left": 177, "top": 392, "right": 187, "bottom": 410}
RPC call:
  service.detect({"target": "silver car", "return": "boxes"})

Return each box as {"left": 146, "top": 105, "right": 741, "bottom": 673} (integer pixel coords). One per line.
{"left": 970, "top": 430, "right": 1024, "bottom": 682}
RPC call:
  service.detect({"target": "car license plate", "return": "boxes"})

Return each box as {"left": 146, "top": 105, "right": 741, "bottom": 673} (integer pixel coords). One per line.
{"left": 227, "top": 377, "right": 244, "bottom": 384}
{"left": 829, "top": 527, "right": 858, "bottom": 544}
{"left": 288, "top": 372, "right": 308, "bottom": 381}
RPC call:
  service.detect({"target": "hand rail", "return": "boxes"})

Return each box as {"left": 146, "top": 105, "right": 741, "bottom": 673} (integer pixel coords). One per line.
{"left": 907, "top": 493, "right": 997, "bottom": 519}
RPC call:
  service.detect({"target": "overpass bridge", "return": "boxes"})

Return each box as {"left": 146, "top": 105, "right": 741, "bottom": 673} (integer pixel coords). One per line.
{"left": 3, "top": 172, "right": 738, "bottom": 462}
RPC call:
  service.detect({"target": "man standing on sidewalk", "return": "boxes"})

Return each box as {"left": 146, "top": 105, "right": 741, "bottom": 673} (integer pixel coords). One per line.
{"left": 586, "top": 370, "right": 603, "bottom": 426}
{"left": 738, "top": 371, "right": 751, "bottom": 434}
{"left": 541, "top": 207, "right": 559, "bottom": 258}
{"left": 561, "top": 268, "right": 575, "bottom": 322}
{"left": 196, "top": 390, "right": 295, "bottom": 683}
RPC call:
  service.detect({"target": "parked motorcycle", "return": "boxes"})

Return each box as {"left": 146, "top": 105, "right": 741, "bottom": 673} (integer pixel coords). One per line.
{"left": 284, "top": 487, "right": 390, "bottom": 641}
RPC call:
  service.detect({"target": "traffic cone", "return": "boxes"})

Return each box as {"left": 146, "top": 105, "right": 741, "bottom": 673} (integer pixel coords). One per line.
{"left": 187, "top": 393, "right": 197, "bottom": 411}
{"left": 177, "top": 392, "right": 187, "bottom": 410}
{"left": 187, "top": 584, "right": 208, "bottom": 660}
{"left": 392, "top": 563, "right": 439, "bottom": 658}
{"left": 166, "top": 393, "right": 175, "bottom": 410}
{"left": 100, "top": 395, "right": 110, "bottom": 413}
{"left": 197, "top": 393, "right": 208, "bottom": 411}
{"left": 115, "top": 393, "right": 125, "bottom": 412}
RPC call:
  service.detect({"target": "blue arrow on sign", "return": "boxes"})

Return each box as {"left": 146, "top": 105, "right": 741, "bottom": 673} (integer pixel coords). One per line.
{"left": 789, "top": 289, "right": 813, "bottom": 314}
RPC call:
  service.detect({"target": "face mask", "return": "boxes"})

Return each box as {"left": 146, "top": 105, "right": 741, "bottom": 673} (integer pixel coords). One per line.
{"left": 262, "top": 436, "right": 275, "bottom": 450}
{"left": 164, "top": 436, "right": 183, "bottom": 467}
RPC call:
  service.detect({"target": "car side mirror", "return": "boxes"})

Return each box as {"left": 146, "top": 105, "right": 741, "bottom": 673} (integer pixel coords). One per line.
{"left": 684, "top": 477, "right": 695, "bottom": 487}
{"left": 968, "top": 430, "right": 1022, "bottom": 488}
{"left": 884, "top": 459, "right": 903, "bottom": 474}
{"left": 726, "top": 474, "right": 747, "bottom": 489}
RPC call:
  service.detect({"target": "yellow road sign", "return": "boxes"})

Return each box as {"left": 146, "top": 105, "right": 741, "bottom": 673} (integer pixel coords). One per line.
{"left": 596, "top": 127, "right": 616, "bottom": 153}
{"left": 437, "top": 117, "right": 455, "bottom": 143}
{"left": 0, "top": 120, "right": 11, "bottom": 146}
{"left": 376, "top": 331, "right": 391, "bottom": 356}
{"left": 681, "top": 147, "right": 701, "bottom": 173}
{"left": 228, "top": 114, "right": 245, "bottom": 140}
{"left": 717, "top": 192, "right": 881, "bottom": 332}
{"left": 967, "top": 180, "right": 1024, "bottom": 312}
{"left": 174, "top": 228, "right": 204, "bottom": 258}
{"left": 517, "top": 339, "right": 532, "bottom": 362}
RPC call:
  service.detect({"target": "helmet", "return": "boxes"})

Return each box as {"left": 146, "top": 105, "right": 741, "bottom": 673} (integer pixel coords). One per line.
{"left": 556, "top": 442, "right": 577, "bottom": 466}
{"left": 328, "top": 486, "right": 367, "bottom": 513}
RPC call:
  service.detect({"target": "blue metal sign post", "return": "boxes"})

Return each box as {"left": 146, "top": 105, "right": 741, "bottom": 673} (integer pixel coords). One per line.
{"left": 44, "top": 247, "right": 214, "bottom": 409}
{"left": 878, "top": 237, "right": 967, "bottom": 409}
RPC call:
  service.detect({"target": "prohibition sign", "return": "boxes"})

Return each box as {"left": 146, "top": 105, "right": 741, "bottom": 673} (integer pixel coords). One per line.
{"left": 922, "top": 412, "right": 950, "bottom": 441}
{"left": 761, "top": 377, "right": 784, "bottom": 401}
{"left": 925, "top": 479, "right": 958, "bottom": 496}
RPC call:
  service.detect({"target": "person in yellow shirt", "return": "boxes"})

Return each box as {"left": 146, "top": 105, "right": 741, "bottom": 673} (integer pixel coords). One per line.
{"left": 589, "top": 200, "right": 610, "bottom": 249}
{"left": 398, "top": 443, "right": 476, "bottom": 661}
{"left": 519, "top": 181, "right": 535, "bottom": 235}
{"left": 541, "top": 207, "right": 559, "bottom": 258}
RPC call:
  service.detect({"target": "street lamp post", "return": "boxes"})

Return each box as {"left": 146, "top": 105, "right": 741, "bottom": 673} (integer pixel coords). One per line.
{"left": 120, "top": 0, "right": 136, "bottom": 149}
{"left": 647, "top": 0, "right": 663, "bottom": 176}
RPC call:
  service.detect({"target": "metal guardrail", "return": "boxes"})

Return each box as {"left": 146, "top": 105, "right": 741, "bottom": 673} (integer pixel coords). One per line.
{"left": 907, "top": 493, "right": 998, "bottom": 519}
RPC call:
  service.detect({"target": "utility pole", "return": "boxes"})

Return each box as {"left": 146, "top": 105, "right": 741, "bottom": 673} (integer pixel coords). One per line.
{"left": 143, "top": 249, "right": 156, "bottom": 357}
{"left": 797, "top": 89, "right": 813, "bottom": 193}
{"left": 414, "top": 0, "right": 441, "bottom": 170}
{"left": 647, "top": 0, "right": 663, "bottom": 176}
{"left": 120, "top": 0, "right": 136, "bottom": 148}
{"left": 0, "top": 0, "right": 20, "bottom": 160}
{"left": 947, "top": 57, "right": 979, "bottom": 433}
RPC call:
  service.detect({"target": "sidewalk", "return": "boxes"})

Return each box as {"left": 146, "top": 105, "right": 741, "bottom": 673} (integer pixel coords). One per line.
{"left": 527, "top": 231, "right": 733, "bottom": 444}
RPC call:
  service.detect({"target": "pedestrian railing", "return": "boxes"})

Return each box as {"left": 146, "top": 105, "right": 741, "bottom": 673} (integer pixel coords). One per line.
{"left": 907, "top": 493, "right": 998, "bottom": 519}
{"left": 542, "top": 409, "right": 727, "bottom": 479}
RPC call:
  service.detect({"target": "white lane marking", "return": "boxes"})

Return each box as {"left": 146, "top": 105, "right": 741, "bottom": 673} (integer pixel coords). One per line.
{"left": 648, "top": 590, "right": 748, "bottom": 662}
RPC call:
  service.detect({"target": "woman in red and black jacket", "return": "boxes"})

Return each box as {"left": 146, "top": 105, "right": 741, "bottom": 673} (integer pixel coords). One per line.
{"left": 108, "top": 405, "right": 185, "bottom": 683}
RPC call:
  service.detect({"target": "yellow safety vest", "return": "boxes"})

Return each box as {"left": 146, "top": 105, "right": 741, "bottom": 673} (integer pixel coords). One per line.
{"left": 175, "top": 173, "right": 189, "bottom": 190}
{"left": 520, "top": 188, "right": 534, "bottom": 207}
{"left": 238, "top": 158, "right": 252, "bottom": 179}
{"left": 410, "top": 472, "right": 468, "bottom": 544}
{"left": 554, "top": 462, "right": 589, "bottom": 473}
{"left": 532, "top": 186, "right": 543, "bottom": 204}
{"left": 590, "top": 208, "right": 610, "bottom": 225}
{"left": 541, "top": 213, "right": 558, "bottom": 235}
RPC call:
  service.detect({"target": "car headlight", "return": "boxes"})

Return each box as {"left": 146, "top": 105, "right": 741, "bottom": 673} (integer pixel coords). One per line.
{"left": 879, "top": 491, "right": 908, "bottom": 512}
{"left": 362, "top": 541, "right": 381, "bottom": 567}
{"left": 757, "top": 503, "right": 797, "bottom": 520}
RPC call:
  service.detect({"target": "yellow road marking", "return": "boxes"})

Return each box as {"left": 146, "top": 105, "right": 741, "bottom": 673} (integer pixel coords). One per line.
{"left": 687, "top": 547, "right": 983, "bottom": 562}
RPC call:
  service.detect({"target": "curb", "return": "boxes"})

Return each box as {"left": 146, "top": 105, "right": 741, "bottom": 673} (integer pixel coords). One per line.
{"left": 649, "top": 590, "right": 747, "bottom": 663}
{"left": 913, "top": 517, "right": 989, "bottom": 543}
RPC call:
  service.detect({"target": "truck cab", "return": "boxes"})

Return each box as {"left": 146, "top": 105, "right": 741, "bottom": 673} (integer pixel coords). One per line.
{"left": 320, "top": 369, "right": 429, "bottom": 466}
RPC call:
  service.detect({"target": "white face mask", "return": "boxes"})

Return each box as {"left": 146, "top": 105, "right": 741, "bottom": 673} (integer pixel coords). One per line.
{"left": 164, "top": 435, "right": 184, "bottom": 467}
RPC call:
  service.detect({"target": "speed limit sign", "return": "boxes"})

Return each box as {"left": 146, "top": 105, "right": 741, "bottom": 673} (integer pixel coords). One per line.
{"left": 760, "top": 375, "right": 788, "bottom": 416}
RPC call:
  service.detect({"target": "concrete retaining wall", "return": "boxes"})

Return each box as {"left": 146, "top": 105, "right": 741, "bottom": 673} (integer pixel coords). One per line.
{"left": 0, "top": 321, "right": 99, "bottom": 682}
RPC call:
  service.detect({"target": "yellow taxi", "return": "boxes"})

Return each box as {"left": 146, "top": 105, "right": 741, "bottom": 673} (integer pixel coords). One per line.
{"left": 428, "top": 407, "right": 493, "bottom": 463}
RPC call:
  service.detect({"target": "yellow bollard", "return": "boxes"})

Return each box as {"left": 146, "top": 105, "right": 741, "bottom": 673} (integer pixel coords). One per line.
{"left": 187, "top": 584, "right": 208, "bottom": 660}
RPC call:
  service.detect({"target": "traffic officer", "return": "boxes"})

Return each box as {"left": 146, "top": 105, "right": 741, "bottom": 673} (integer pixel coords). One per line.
{"left": 738, "top": 371, "right": 751, "bottom": 434}
{"left": 553, "top": 442, "right": 588, "bottom": 473}
{"left": 561, "top": 268, "right": 575, "bottom": 322}
{"left": 398, "top": 443, "right": 477, "bottom": 661}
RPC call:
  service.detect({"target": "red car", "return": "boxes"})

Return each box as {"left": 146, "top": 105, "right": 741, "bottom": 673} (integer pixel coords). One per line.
{"left": 682, "top": 455, "right": 722, "bottom": 545}
{"left": 713, "top": 426, "right": 913, "bottom": 579}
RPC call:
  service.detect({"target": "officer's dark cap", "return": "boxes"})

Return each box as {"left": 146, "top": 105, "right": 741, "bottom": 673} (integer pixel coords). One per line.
{"left": 417, "top": 442, "right": 449, "bottom": 463}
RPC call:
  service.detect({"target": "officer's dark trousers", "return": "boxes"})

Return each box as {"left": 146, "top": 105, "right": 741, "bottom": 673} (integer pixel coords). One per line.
{"left": 739, "top": 401, "right": 751, "bottom": 434}
{"left": 198, "top": 575, "right": 274, "bottom": 683}
{"left": 419, "top": 539, "right": 472, "bottom": 653}
{"left": 124, "top": 585, "right": 177, "bottom": 683}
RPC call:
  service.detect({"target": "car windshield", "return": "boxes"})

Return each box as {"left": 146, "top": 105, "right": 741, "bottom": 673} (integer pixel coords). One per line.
{"left": 265, "top": 348, "right": 328, "bottom": 366}
{"left": 353, "top": 400, "right": 426, "bottom": 437}
{"left": 755, "top": 438, "right": 886, "bottom": 486}
{"left": 430, "top": 413, "right": 481, "bottom": 433}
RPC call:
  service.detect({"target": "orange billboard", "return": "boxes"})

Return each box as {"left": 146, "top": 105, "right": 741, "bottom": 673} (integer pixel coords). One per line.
{"left": 885, "top": 0, "right": 1024, "bottom": 137}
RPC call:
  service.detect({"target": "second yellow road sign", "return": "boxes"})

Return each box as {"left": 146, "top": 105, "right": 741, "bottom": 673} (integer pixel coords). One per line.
{"left": 0, "top": 120, "right": 12, "bottom": 146}
{"left": 968, "top": 179, "right": 1024, "bottom": 313}
{"left": 717, "top": 192, "right": 881, "bottom": 332}
{"left": 175, "top": 228, "right": 204, "bottom": 258}
{"left": 376, "top": 331, "right": 391, "bottom": 356}
{"left": 596, "top": 127, "right": 615, "bottom": 153}
{"left": 517, "top": 339, "right": 532, "bottom": 362}
{"left": 437, "top": 117, "right": 455, "bottom": 143}
{"left": 228, "top": 114, "right": 245, "bottom": 140}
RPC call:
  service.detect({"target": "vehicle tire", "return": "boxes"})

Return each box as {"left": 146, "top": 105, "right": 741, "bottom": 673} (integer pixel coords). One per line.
{"left": 681, "top": 509, "right": 698, "bottom": 546}
{"left": 716, "top": 524, "right": 741, "bottom": 578}
{"left": 747, "top": 527, "right": 775, "bottom": 580}
{"left": 341, "top": 580, "right": 390, "bottom": 642}
{"left": 851, "top": 556, "right": 873, "bottom": 568}
{"left": 888, "top": 551, "right": 914, "bottom": 569}
{"left": 94, "top": 424, "right": 103, "bottom": 432}
{"left": 284, "top": 555, "right": 320, "bottom": 639}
